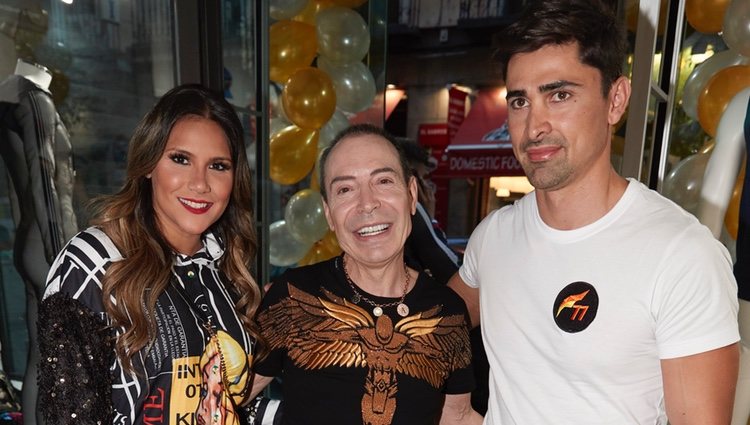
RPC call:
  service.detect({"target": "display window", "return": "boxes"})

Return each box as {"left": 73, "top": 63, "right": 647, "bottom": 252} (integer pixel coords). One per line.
{"left": 0, "top": 2, "right": 177, "bottom": 422}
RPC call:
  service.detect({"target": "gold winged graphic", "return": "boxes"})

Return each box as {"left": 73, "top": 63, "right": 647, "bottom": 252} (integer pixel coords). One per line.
{"left": 259, "top": 283, "right": 471, "bottom": 425}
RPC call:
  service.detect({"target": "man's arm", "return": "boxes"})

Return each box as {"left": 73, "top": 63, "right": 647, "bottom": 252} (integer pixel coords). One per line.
{"left": 439, "top": 393, "right": 483, "bottom": 425}
{"left": 447, "top": 272, "right": 480, "bottom": 328}
{"left": 661, "top": 343, "right": 739, "bottom": 424}
{"left": 248, "top": 373, "right": 275, "bottom": 399}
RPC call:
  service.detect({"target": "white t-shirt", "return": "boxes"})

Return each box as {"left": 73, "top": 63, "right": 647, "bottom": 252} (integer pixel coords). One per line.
{"left": 460, "top": 179, "right": 739, "bottom": 424}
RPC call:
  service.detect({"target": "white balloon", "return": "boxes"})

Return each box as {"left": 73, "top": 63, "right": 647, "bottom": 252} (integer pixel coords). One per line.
{"left": 319, "top": 109, "right": 351, "bottom": 152}
{"left": 316, "top": 6, "right": 370, "bottom": 65}
{"left": 663, "top": 152, "right": 711, "bottom": 214}
{"left": 269, "top": 220, "right": 312, "bottom": 266}
{"left": 284, "top": 189, "right": 329, "bottom": 244}
{"left": 723, "top": 0, "right": 750, "bottom": 58}
{"left": 317, "top": 57, "right": 377, "bottom": 113}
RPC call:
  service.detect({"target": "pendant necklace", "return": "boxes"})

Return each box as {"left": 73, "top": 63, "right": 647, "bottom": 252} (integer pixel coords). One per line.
{"left": 341, "top": 255, "right": 411, "bottom": 317}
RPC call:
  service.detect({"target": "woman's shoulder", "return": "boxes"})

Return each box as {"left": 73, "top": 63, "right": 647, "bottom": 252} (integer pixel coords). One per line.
{"left": 44, "top": 226, "right": 123, "bottom": 300}
{"left": 65, "top": 227, "right": 123, "bottom": 263}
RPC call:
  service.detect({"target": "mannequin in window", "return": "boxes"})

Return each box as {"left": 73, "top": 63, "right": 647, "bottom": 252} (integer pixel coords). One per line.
{"left": 0, "top": 58, "right": 78, "bottom": 425}
{"left": 697, "top": 86, "right": 750, "bottom": 425}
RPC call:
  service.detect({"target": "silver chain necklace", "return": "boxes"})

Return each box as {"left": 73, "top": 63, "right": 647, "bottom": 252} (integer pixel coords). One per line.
{"left": 341, "top": 255, "right": 411, "bottom": 317}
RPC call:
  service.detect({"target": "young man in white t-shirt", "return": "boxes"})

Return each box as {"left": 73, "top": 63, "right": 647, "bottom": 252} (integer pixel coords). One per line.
{"left": 448, "top": 0, "right": 740, "bottom": 423}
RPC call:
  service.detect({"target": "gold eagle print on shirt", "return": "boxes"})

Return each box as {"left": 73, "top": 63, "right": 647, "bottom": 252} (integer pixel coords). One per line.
{"left": 259, "top": 283, "right": 472, "bottom": 425}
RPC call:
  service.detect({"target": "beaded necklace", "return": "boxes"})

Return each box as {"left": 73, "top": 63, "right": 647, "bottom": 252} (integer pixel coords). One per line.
{"left": 341, "top": 255, "right": 411, "bottom": 317}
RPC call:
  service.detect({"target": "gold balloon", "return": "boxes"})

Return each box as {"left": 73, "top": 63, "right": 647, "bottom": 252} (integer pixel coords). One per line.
{"left": 298, "top": 243, "right": 325, "bottom": 266}
{"left": 298, "top": 239, "right": 340, "bottom": 266}
{"left": 293, "top": 0, "right": 336, "bottom": 25}
{"left": 725, "top": 160, "right": 746, "bottom": 240}
{"left": 270, "top": 125, "right": 319, "bottom": 185}
{"left": 282, "top": 67, "right": 337, "bottom": 130}
{"left": 320, "top": 229, "right": 342, "bottom": 255}
{"left": 330, "top": 0, "right": 368, "bottom": 7}
{"left": 269, "top": 20, "right": 318, "bottom": 84}
{"left": 697, "top": 65, "right": 750, "bottom": 137}
{"left": 686, "top": 0, "right": 730, "bottom": 33}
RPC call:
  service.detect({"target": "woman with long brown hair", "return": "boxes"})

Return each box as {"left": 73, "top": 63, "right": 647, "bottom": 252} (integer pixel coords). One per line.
{"left": 38, "top": 84, "right": 261, "bottom": 425}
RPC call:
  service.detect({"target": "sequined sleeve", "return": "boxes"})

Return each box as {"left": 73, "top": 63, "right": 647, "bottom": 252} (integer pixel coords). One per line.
{"left": 38, "top": 292, "right": 115, "bottom": 424}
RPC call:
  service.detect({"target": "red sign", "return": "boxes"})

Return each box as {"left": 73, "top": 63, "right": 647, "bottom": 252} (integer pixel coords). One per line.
{"left": 418, "top": 123, "right": 450, "bottom": 148}
{"left": 447, "top": 87, "right": 468, "bottom": 142}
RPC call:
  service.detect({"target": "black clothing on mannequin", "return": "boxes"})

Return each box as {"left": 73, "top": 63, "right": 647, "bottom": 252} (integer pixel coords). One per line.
{"left": 0, "top": 73, "right": 77, "bottom": 425}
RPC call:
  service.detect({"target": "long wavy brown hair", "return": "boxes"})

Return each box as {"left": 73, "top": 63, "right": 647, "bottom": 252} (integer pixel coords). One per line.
{"left": 89, "top": 84, "right": 261, "bottom": 374}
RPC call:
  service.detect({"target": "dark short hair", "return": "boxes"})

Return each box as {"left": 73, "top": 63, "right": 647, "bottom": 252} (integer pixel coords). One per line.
{"left": 318, "top": 124, "right": 411, "bottom": 201}
{"left": 494, "top": 0, "right": 626, "bottom": 97}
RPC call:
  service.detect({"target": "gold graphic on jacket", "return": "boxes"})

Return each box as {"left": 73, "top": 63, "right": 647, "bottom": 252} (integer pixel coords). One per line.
{"left": 555, "top": 289, "right": 590, "bottom": 321}
{"left": 259, "top": 283, "right": 471, "bottom": 425}
{"left": 195, "top": 330, "right": 252, "bottom": 425}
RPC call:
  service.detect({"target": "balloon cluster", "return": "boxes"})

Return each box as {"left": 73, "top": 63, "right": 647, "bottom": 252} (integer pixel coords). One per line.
{"left": 268, "top": 0, "right": 374, "bottom": 266}
{"left": 663, "top": 0, "right": 750, "bottom": 237}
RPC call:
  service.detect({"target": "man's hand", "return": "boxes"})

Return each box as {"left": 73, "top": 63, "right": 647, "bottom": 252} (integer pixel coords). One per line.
{"left": 439, "top": 393, "right": 483, "bottom": 425}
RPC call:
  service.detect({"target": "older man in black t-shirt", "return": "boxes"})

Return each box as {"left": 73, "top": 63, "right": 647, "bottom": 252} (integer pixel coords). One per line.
{"left": 248, "top": 124, "right": 480, "bottom": 425}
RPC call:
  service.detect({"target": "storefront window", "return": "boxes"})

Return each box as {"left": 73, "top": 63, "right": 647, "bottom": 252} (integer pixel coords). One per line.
{"left": 0, "top": 0, "right": 176, "bottom": 419}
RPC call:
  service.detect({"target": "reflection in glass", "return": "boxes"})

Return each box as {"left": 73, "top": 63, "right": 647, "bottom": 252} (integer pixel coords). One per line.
{"left": 0, "top": 1, "right": 175, "bottom": 422}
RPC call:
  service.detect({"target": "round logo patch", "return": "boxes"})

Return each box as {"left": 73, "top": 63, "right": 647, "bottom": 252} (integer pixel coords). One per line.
{"left": 552, "top": 281, "right": 598, "bottom": 333}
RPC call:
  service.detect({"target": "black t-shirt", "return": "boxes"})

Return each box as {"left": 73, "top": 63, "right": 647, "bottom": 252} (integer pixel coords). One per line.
{"left": 254, "top": 256, "right": 474, "bottom": 425}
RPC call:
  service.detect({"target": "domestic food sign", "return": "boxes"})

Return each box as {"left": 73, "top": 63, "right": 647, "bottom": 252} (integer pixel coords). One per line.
{"left": 433, "top": 144, "right": 525, "bottom": 178}
{"left": 418, "top": 122, "right": 525, "bottom": 178}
